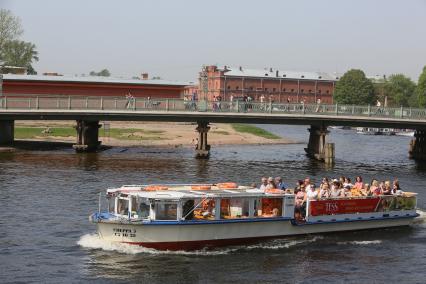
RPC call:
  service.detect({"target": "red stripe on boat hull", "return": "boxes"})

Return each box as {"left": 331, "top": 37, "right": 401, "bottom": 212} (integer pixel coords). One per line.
{"left": 122, "top": 236, "right": 276, "bottom": 251}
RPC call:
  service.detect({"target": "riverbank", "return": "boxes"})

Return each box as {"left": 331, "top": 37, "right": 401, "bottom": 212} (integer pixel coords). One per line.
{"left": 7, "top": 121, "right": 299, "bottom": 148}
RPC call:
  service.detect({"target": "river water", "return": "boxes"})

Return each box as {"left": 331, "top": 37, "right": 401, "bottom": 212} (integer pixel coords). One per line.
{"left": 1, "top": 125, "right": 425, "bottom": 283}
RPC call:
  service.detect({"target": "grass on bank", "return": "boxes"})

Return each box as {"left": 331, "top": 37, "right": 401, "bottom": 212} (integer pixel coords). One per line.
{"left": 231, "top": 124, "right": 280, "bottom": 139}
{"left": 14, "top": 127, "right": 165, "bottom": 141}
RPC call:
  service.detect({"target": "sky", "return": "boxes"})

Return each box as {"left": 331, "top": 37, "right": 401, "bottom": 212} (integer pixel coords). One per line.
{"left": 2, "top": 0, "right": 426, "bottom": 82}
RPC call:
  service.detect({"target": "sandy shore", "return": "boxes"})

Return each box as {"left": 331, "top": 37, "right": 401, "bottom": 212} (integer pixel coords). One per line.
{"left": 12, "top": 121, "right": 299, "bottom": 148}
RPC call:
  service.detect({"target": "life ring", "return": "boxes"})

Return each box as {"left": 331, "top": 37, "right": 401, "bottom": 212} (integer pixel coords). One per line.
{"left": 191, "top": 185, "right": 211, "bottom": 190}
{"left": 265, "top": 188, "right": 284, "bottom": 194}
{"left": 217, "top": 182, "right": 238, "bottom": 189}
{"left": 145, "top": 185, "right": 168, "bottom": 191}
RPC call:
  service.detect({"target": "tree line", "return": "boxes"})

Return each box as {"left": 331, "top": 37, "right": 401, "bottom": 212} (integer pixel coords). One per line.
{"left": 334, "top": 67, "right": 426, "bottom": 108}
{"left": 0, "top": 9, "right": 38, "bottom": 74}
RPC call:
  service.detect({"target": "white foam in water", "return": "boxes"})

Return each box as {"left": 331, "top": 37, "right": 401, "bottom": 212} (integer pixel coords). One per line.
{"left": 78, "top": 233, "right": 240, "bottom": 255}
{"left": 413, "top": 209, "right": 426, "bottom": 226}
{"left": 337, "top": 240, "right": 382, "bottom": 245}
{"left": 77, "top": 233, "right": 323, "bottom": 255}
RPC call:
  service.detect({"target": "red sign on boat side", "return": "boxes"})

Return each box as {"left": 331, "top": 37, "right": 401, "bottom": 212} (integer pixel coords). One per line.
{"left": 309, "top": 197, "right": 381, "bottom": 216}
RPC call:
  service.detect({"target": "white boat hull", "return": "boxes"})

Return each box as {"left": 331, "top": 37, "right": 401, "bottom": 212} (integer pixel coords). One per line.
{"left": 96, "top": 213, "right": 417, "bottom": 250}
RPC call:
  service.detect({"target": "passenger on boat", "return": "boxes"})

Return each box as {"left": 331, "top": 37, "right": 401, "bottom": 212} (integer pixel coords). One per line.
{"left": 361, "top": 183, "right": 372, "bottom": 196}
{"left": 259, "top": 177, "right": 268, "bottom": 191}
{"left": 275, "top": 177, "right": 287, "bottom": 190}
{"left": 330, "top": 180, "right": 343, "bottom": 198}
{"left": 295, "top": 185, "right": 307, "bottom": 214}
{"left": 266, "top": 177, "right": 277, "bottom": 190}
{"left": 354, "top": 176, "right": 363, "bottom": 190}
{"left": 350, "top": 183, "right": 363, "bottom": 197}
{"left": 304, "top": 177, "right": 312, "bottom": 191}
{"left": 319, "top": 183, "right": 330, "bottom": 199}
{"left": 382, "top": 181, "right": 392, "bottom": 195}
{"left": 306, "top": 184, "right": 318, "bottom": 200}
{"left": 370, "top": 180, "right": 381, "bottom": 196}
{"left": 379, "top": 181, "right": 386, "bottom": 193}
{"left": 320, "top": 177, "right": 330, "bottom": 191}
{"left": 343, "top": 177, "right": 353, "bottom": 189}
{"left": 343, "top": 185, "right": 352, "bottom": 197}
{"left": 392, "top": 180, "right": 403, "bottom": 195}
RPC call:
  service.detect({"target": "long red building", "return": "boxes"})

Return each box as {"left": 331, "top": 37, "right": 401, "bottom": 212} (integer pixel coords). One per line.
{"left": 1, "top": 74, "right": 194, "bottom": 98}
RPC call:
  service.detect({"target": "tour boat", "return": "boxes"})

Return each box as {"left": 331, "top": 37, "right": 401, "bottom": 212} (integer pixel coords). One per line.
{"left": 89, "top": 183, "right": 419, "bottom": 251}
{"left": 356, "top": 127, "right": 396, "bottom": 135}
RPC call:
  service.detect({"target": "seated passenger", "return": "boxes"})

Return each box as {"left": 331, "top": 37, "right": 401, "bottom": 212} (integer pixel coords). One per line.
{"left": 343, "top": 177, "right": 353, "bottom": 188}
{"left": 354, "top": 176, "right": 363, "bottom": 190}
{"left": 259, "top": 177, "right": 268, "bottom": 191}
{"left": 392, "top": 180, "right": 403, "bottom": 195}
{"left": 266, "top": 177, "right": 277, "bottom": 190}
{"left": 382, "top": 181, "right": 392, "bottom": 195}
{"left": 306, "top": 184, "right": 318, "bottom": 200}
{"left": 275, "top": 177, "right": 287, "bottom": 190}
{"left": 350, "top": 185, "right": 362, "bottom": 197}
{"left": 361, "top": 183, "right": 372, "bottom": 196}
{"left": 330, "top": 181, "right": 343, "bottom": 198}
{"left": 370, "top": 180, "right": 381, "bottom": 196}
{"left": 344, "top": 185, "right": 352, "bottom": 197}
{"left": 319, "top": 183, "right": 330, "bottom": 199}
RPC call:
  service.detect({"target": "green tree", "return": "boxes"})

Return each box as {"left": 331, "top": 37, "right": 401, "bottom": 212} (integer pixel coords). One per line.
{"left": 416, "top": 66, "right": 426, "bottom": 108}
{"left": 89, "top": 69, "right": 111, "bottom": 77}
{"left": 0, "top": 9, "right": 23, "bottom": 55}
{"left": 383, "top": 74, "right": 416, "bottom": 107}
{"left": 2, "top": 40, "right": 39, "bottom": 74}
{"left": 333, "top": 69, "right": 376, "bottom": 105}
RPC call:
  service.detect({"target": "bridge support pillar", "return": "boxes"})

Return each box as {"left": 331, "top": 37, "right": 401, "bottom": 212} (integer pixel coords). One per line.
{"left": 195, "top": 121, "right": 210, "bottom": 158}
{"left": 73, "top": 120, "right": 101, "bottom": 152}
{"left": 305, "top": 124, "right": 330, "bottom": 162}
{"left": 0, "top": 120, "right": 14, "bottom": 145}
{"left": 409, "top": 130, "right": 426, "bottom": 160}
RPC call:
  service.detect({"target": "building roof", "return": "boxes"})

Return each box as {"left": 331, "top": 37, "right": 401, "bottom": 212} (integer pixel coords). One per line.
{"left": 218, "top": 66, "right": 339, "bottom": 81}
{"left": 2, "top": 74, "right": 194, "bottom": 87}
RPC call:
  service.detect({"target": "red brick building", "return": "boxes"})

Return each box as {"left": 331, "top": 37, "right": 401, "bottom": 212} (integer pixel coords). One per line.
{"left": 1, "top": 74, "right": 195, "bottom": 99}
{"left": 199, "top": 65, "right": 338, "bottom": 103}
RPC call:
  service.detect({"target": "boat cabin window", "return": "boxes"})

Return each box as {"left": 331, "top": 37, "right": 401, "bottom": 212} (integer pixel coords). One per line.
{"left": 191, "top": 198, "right": 217, "bottom": 220}
{"left": 155, "top": 202, "right": 178, "bottom": 220}
{"left": 136, "top": 198, "right": 150, "bottom": 219}
{"left": 117, "top": 198, "right": 129, "bottom": 216}
{"left": 107, "top": 196, "right": 115, "bottom": 213}
{"left": 221, "top": 198, "right": 249, "bottom": 219}
{"left": 258, "top": 198, "right": 282, "bottom": 217}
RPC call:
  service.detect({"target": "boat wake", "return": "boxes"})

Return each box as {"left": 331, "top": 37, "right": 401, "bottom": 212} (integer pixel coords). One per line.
{"left": 77, "top": 233, "right": 322, "bottom": 255}
{"left": 413, "top": 209, "right": 426, "bottom": 226}
{"left": 337, "top": 240, "right": 382, "bottom": 245}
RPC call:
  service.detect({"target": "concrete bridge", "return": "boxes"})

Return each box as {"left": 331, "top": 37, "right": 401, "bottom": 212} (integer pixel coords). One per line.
{"left": 1, "top": 95, "right": 426, "bottom": 162}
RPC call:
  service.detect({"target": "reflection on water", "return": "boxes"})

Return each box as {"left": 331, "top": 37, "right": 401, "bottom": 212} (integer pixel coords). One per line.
{"left": 1, "top": 125, "right": 426, "bottom": 283}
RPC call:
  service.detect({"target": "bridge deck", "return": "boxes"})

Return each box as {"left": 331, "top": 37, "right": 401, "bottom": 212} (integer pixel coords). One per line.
{"left": 1, "top": 96, "right": 426, "bottom": 129}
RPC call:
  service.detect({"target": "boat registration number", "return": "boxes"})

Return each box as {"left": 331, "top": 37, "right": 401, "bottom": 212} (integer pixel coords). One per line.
{"left": 113, "top": 228, "right": 136, "bottom": 238}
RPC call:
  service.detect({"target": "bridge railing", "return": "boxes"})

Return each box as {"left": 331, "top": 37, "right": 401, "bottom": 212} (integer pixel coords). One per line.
{"left": 1, "top": 96, "right": 426, "bottom": 120}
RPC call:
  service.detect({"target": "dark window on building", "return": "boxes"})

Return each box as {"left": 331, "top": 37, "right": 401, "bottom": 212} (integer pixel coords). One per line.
{"left": 309, "top": 89, "right": 312, "bottom": 93}
{"left": 273, "top": 88, "right": 276, "bottom": 92}
{"left": 326, "top": 90, "right": 330, "bottom": 94}
{"left": 318, "top": 89, "right": 322, "bottom": 94}
{"left": 227, "top": 86, "right": 231, "bottom": 90}
{"left": 265, "top": 73, "right": 269, "bottom": 76}
{"left": 301, "top": 89, "right": 304, "bottom": 93}
{"left": 236, "top": 86, "right": 239, "bottom": 90}
{"left": 283, "top": 88, "right": 286, "bottom": 92}
{"left": 291, "top": 89, "right": 294, "bottom": 92}
{"left": 250, "top": 86, "right": 253, "bottom": 90}
{"left": 301, "top": 75, "right": 305, "bottom": 78}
